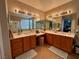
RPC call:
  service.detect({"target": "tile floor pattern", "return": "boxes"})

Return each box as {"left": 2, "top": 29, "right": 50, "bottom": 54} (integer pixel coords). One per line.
{"left": 33, "top": 45, "right": 79, "bottom": 59}
{"left": 33, "top": 46, "right": 63, "bottom": 59}
{"left": 16, "top": 45, "right": 79, "bottom": 59}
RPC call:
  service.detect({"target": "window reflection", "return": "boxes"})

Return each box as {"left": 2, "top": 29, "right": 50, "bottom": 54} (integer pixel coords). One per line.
{"left": 20, "top": 19, "right": 29, "bottom": 30}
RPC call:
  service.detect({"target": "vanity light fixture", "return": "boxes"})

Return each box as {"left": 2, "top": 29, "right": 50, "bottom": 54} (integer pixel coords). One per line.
{"left": 18, "top": 10, "right": 25, "bottom": 14}
{"left": 14, "top": 9, "right": 17, "bottom": 13}
{"left": 60, "top": 11, "right": 67, "bottom": 15}
{"left": 27, "top": 12, "right": 32, "bottom": 16}
{"left": 69, "top": 10, "right": 71, "bottom": 13}
{"left": 14, "top": 8, "right": 19, "bottom": 13}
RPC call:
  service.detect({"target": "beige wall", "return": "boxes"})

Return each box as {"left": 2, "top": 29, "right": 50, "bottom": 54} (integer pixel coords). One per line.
{"left": 73, "top": 0, "right": 79, "bottom": 13}
{"left": 7, "top": 0, "right": 45, "bottom": 20}
{"left": 73, "top": 0, "right": 79, "bottom": 28}
{"left": 45, "top": 1, "right": 75, "bottom": 16}
{"left": 71, "top": 14, "right": 77, "bottom": 32}
{"left": 7, "top": 0, "right": 75, "bottom": 20}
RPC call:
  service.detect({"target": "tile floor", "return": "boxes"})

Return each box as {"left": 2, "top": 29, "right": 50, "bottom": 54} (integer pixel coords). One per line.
{"left": 16, "top": 45, "right": 79, "bottom": 59}
{"left": 33, "top": 45, "right": 79, "bottom": 59}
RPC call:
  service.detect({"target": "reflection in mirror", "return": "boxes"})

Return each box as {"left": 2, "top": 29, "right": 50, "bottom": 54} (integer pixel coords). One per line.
{"left": 36, "top": 20, "right": 45, "bottom": 30}
{"left": 9, "top": 20, "right": 20, "bottom": 33}
{"left": 46, "top": 16, "right": 61, "bottom": 31}
{"left": 8, "top": 13, "right": 36, "bottom": 35}
{"left": 9, "top": 14, "right": 21, "bottom": 35}
{"left": 36, "top": 19, "right": 61, "bottom": 31}
{"left": 8, "top": 12, "right": 61, "bottom": 35}
{"left": 52, "top": 17, "right": 61, "bottom": 31}
{"left": 45, "top": 20, "right": 52, "bottom": 30}
{"left": 20, "top": 18, "right": 36, "bottom": 33}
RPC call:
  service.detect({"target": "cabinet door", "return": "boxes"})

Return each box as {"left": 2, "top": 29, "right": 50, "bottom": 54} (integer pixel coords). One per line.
{"left": 30, "top": 35, "right": 36, "bottom": 48}
{"left": 60, "top": 36, "right": 66, "bottom": 51}
{"left": 52, "top": 34, "right": 56, "bottom": 46}
{"left": 46, "top": 34, "right": 53, "bottom": 45}
{"left": 23, "top": 36, "right": 30, "bottom": 52}
{"left": 61, "top": 36, "right": 73, "bottom": 53}
{"left": 64, "top": 37, "right": 73, "bottom": 52}
{"left": 10, "top": 38, "right": 23, "bottom": 57}
{"left": 53, "top": 35, "right": 61, "bottom": 48}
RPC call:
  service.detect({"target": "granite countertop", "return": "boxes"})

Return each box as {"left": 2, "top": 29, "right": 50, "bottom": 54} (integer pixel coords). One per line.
{"left": 45, "top": 30, "right": 75, "bottom": 38}
{"left": 36, "top": 33, "right": 45, "bottom": 36}
{"left": 12, "top": 33, "right": 36, "bottom": 39}
{"left": 11, "top": 32, "right": 45, "bottom": 39}
{"left": 11, "top": 30, "right": 75, "bottom": 40}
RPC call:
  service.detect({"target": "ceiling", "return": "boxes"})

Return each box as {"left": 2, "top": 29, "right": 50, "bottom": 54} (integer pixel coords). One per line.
{"left": 18, "top": 0, "right": 72, "bottom": 12}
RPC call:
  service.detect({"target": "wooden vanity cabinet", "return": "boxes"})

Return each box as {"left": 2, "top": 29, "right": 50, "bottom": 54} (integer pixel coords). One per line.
{"left": 53, "top": 35, "right": 61, "bottom": 49}
{"left": 22, "top": 35, "right": 36, "bottom": 52}
{"left": 51, "top": 34, "right": 55, "bottom": 46}
{"left": 10, "top": 38, "right": 23, "bottom": 58}
{"left": 66, "top": 37, "right": 73, "bottom": 52}
{"left": 10, "top": 35, "right": 36, "bottom": 59}
{"left": 23, "top": 36, "right": 30, "bottom": 52}
{"left": 46, "top": 34, "right": 53, "bottom": 45}
{"left": 60, "top": 36, "right": 73, "bottom": 52}
{"left": 23, "top": 35, "right": 36, "bottom": 52}
{"left": 46, "top": 33, "right": 73, "bottom": 53}
{"left": 30, "top": 35, "right": 36, "bottom": 48}
{"left": 46, "top": 34, "right": 61, "bottom": 48}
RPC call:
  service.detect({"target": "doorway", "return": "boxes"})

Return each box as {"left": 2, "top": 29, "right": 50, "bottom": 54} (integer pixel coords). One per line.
{"left": 62, "top": 16, "right": 72, "bottom": 32}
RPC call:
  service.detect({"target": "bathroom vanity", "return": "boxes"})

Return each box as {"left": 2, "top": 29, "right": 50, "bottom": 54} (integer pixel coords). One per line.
{"left": 10, "top": 34, "right": 36, "bottom": 59}
{"left": 9, "top": 13, "right": 75, "bottom": 59}
{"left": 45, "top": 31, "right": 74, "bottom": 53}
{"left": 10, "top": 31, "right": 74, "bottom": 59}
